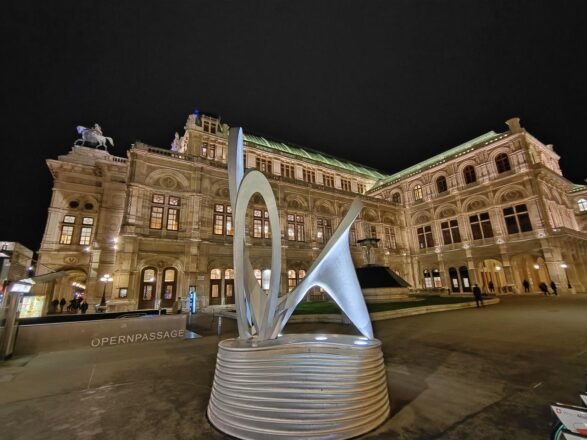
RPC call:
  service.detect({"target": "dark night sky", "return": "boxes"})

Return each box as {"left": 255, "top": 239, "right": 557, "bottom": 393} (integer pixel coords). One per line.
{"left": 1, "top": 0, "right": 586, "bottom": 251}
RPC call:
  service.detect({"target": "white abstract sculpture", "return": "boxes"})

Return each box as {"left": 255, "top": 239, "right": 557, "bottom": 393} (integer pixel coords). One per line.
{"left": 227, "top": 127, "right": 373, "bottom": 341}
{"left": 207, "top": 127, "right": 389, "bottom": 440}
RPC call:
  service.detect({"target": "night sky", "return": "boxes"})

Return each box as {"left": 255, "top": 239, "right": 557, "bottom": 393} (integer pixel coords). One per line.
{"left": 2, "top": 0, "right": 586, "bottom": 251}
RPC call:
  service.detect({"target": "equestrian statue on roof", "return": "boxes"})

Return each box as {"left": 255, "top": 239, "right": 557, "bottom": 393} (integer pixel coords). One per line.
{"left": 74, "top": 123, "right": 114, "bottom": 151}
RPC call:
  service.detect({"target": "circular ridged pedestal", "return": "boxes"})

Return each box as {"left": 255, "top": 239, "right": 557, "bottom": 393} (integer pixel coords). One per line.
{"left": 207, "top": 334, "right": 390, "bottom": 440}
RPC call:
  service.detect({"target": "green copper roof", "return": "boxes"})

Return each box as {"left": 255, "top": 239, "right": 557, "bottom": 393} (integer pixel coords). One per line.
{"left": 569, "top": 184, "right": 587, "bottom": 193}
{"left": 243, "top": 133, "right": 386, "bottom": 179}
{"left": 369, "top": 131, "right": 502, "bottom": 191}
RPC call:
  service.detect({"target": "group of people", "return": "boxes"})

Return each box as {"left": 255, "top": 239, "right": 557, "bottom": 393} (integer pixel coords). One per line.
{"left": 50, "top": 297, "right": 89, "bottom": 314}
{"left": 522, "top": 279, "right": 558, "bottom": 296}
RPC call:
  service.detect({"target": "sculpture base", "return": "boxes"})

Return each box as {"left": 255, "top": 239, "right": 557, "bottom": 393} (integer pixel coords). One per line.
{"left": 207, "top": 334, "right": 390, "bottom": 440}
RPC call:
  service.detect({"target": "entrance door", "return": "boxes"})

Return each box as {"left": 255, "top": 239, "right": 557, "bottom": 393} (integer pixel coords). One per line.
{"left": 209, "top": 269, "right": 221, "bottom": 305}
{"left": 459, "top": 266, "right": 472, "bottom": 292}
{"left": 224, "top": 269, "right": 235, "bottom": 305}
{"left": 139, "top": 267, "right": 157, "bottom": 309}
{"left": 449, "top": 267, "right": 460, "bottom": 292}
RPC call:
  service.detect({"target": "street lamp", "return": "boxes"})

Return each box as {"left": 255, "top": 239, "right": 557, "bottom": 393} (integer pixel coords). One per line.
{"left": 560, "top": 263, "right": 572, "bottom": 289}
{"left": 99, "top": 274, "right": 113, "bottom": 307}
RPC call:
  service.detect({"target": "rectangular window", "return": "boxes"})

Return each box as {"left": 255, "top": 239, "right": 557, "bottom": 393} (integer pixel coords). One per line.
{"left": 252, "top": 209, "right": 270, "bottom": 238}
{"left": 281, "top": 163, "right": 295, "bottom": 179}
{"left": 341, "top": 179, "right": 351, "bottom": 192}
{"left": 82, "top": 217, "right": 94, "bottom": 225}
{"left": 208, "top": 144, "right": 216, "bottom": 159}
{"left": 441, "top": 219, "right": 461, "bottom": 245}
{"left": 60, "top": 225, "right": 74, "bottom": 244}
{"left": 323, "top": 174, "right": 334, "bottom": 188}
{"left": 503, "top": 204, "right": 532, "bottom": 234}
{"left": 287, "top": 214, "right": 304, "bottom": 241}
{"left": 213, "top": 204, "right": 232, "bottom": 235}
{"left": 64, "top": 215, "right": 76, "bottom": 224}
{"left": 168, "top": 196, "right": 180, "bottom": 206}
{"left": 79, "top": 227, "right": 92, "bottom": 245}
{"left": 201, "top": 142, "right": 208, "bottom": 157}
{"left": 469, "top": 212, "right": 493, "bottom": 240}
{"left": 152, "top": 194, "right": 165, "bottom": 204}
{"left": 167, "top": 208, "right": 179, "bottom": 231}
{"left": 255, "top": 157, "right": 272, "bottom": 174}
{"left": 357, "top": 183, "right": 366, "bottom": 194}
{"left": 303, "top": 169, "right": 316, "bottom": 184}
{"left": 316, "top": 218, "right": 332, "bottom": 243}
{"left": 150, "top": 206, "right": 164, "bottom": 229}
{"left": 385, "top": 227, "right": 396, "bottom": 249}
{"left": 417, "top": 225, "right": 434, "bottom": 249}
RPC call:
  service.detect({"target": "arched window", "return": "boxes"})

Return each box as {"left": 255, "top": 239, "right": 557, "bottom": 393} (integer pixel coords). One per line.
{"left": 463, "top": 165, "right": 476, "bottom": 184}
{"left": 224, "top": 269, "right": 234, "bottom": 279}
{"left": 288, "top": 270, "right": 297, "bottom": 291}
{"left": 436, "top": 176, "right": 448, "bottom": 193}
{"left": 413, "top": 185, "right": 423, "bottom": 201}
{"left": 298, "top": 269, "right": 306, "bottom": 280}
{"left": 224, "top": 269, "right": 234, "bottom": 303}
{"left": 391, "top": 192, "right": 401, "bottom": 204}
{"left": 210, "top": 268, "right": 221, "bottom": 279}
{"left": 209, "top": 268, "right": 222, "bottom": 304}
{"left": 161, "top": 267, "right": 177, "bottom": 303}
{"left": 495, "top": 153, "right": 511, "bottom": 173}
{"left": 578, "top": 199, "right": 587, "bottom": 212}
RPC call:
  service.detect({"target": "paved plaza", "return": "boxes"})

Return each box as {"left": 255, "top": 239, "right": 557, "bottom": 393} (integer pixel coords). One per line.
{"left": 0, "top": 295, "right": 586, "bottom": 439}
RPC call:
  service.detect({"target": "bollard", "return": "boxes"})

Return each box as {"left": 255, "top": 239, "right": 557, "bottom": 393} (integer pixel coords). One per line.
{"left": 217, "top": 316, "right": 222, "bottom": 336}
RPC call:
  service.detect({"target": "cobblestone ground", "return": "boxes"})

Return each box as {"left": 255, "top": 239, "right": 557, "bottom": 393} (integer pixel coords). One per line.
{"left": 0, "top": 294, "right": 585, "bottom": 439}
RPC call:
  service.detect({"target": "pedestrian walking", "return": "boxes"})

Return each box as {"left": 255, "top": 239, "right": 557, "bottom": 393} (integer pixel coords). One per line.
{"left": 59, "top": 298, "right": 66, "bottom": 312}
{"left": 522, "top": 279, "right": 530, "bottom": 293}
{"left": 539, "top": 282, "right": 549, "bottom": 296}
{"left": 473, "top": 284, "right": 484, "bottom": 308}
{"left": 550, "top": 281, "right": 558, "bottom": 296}
{"left": 51, "top": 298, "right": 59, "bottom": 313}
{"left": 488, "top": 280, "right": 495, "bottom": 293}
{"left": 80, "top": 301, "right": 89, "bottom": 314}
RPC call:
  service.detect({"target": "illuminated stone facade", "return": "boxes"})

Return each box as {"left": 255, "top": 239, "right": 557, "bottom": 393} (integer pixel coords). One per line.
{"left": 36, "top": 115, "right": 587, "bottom": 311}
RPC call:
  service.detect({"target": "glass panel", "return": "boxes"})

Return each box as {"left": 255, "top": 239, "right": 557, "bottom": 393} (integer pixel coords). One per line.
{"left": 79, "top": 227, "right": 92, "bottom": 245}
{"left": 143, "top": 269, "right": 156, "bottom": 282}
{"left": 226, "top": 284, "right": 233, "bottom": 297}
{"left": 210, "top": 269, "right": 221, "bottom": 279}
{"left": 505, "top": 216, "right": 519, "bottom": 234}
{"left": 150, "top": 207, "right": 163, "bottom": 229}
{"left": 143, "top": 285, "right": 153, "bottom": 300}
{"left": 64, "top": 215, "right": 76, "bottom": 224}
{"left": 82, "top": 217, "right": 94, "bottom": 225}
{"left": 169, "top": 196, "right": 180, "bottom": 206}
{"left": 163, "top": 285, "right": 174, "bottom": 299}
{"left": 215, "top": 204, "right": 224, "bottom": 213}
{"left": 164, "top": 269, "right": 175, "bottom": 282}
{"left": 153, "top": 194, "right": 165, "bottom": 204}
{"left": 211, "top": 284, "right": 219, "bottom": 297}
{"left": 225, "top": 269, "right": 234, "bottom": 279}
{"left": 518, "top": 212, "right": 533, "bottom": 232}
{"left": 59, "top": 225, "right": 74, "bottom": 244}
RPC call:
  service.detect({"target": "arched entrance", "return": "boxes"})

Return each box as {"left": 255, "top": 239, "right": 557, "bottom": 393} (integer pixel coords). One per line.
{"left": 209, "top": 268, "right": 222, "bottom": 305}
{"left": 477, "top": 259, "right": 506, "bottom": 293}
{"left": 459, "top": 266, "right": 472, "bottom": 292}
{"left": 448, "top": 267, "right": 460, "bottom": 293}
{"left": 224, "top": 269, "right": 234, "bottom": 305}
{"left": 139, "top": 267, "right": 157, "bottom": 309}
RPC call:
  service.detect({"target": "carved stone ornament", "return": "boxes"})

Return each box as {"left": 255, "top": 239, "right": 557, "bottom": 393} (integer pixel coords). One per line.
{"left": 64, "top": 256, "right": 78, "bottom": 264}
{"left": 160, "top": 176, "right": 177, "bottom": 189}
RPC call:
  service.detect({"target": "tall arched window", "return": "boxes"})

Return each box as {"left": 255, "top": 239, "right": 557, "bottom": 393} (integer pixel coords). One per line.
{"left": 578, "top": 199, "right": 587, "bottom": 212}
{"left": 209, "top": 268, "right": 222, "bottom": 305}
{"left": 463, "top": 165, "right": 476, "bottom": 184}
{"left": 436, "top": 176, "right": 448, "bottom": 193}
{"left": 288, "top": 270, "right": 297, "bottom": 291}
{"left": 495, "top": 153, "right": 511, "bottom": 173}
{"left": 161, "top": 267, "right": 177, "bottom": 305}
{"left": 391, "top": 192, "right": 401, "bottom": 204}
{"left": 413, "top": 185, "right": 423, "bottom": 201}
{"left": 224, "top": 269, "right": 234, "bottom": 304}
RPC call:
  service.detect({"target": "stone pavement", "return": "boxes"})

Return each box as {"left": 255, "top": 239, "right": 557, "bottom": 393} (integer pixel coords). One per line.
{"left": 0, "top": 294, "right": 586, "bottom": 439}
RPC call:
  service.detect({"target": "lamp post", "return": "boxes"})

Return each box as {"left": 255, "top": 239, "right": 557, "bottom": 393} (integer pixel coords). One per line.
{"left": 560, "top": 263, "right": 572, "bottom": 289}
{"left": 99, "top": 274, "right": 113, "bottom": 307}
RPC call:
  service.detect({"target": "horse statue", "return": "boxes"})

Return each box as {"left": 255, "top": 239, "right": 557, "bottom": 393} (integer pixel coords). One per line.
{"left": 74, "top": 124, "right": 114, "bottom": 151}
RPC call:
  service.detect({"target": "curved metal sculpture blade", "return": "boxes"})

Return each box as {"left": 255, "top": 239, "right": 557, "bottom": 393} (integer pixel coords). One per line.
{"left": 228, "top": 127, "right": 373, "bottom": 341}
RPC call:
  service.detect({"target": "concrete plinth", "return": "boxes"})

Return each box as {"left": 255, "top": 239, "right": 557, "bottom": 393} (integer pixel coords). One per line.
{"left": 207, "top": 334, "right": 390, "bottom": 440}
